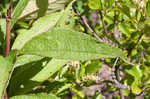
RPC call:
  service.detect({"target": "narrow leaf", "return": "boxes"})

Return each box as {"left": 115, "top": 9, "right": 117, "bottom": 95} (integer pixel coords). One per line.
{"left": 11, "top": 0, "right": 29, "bottom": 29}
{"left": 0, "top": 51, "right": 17, "bottom": 98}
{"left": 12, "top": 12, "right": 61, "bottom": 50}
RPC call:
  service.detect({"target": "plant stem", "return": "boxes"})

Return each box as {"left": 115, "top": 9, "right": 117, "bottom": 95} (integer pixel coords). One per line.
{"left": 4, "top": 8, "right": 11, "bottom": 57}
{"left": 3, "top": 0, "right": 12, "bottom": 99}
{"left": 99, "top": 10, "right": 108, "bottom": 34}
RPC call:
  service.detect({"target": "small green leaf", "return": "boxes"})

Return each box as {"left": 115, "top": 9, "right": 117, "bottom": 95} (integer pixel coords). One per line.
{"left": 131, "top": 80, "right": 142, "bottom": 94}
{"left": 10, "top": 94, "right": 60, "bottom": 99}
{"left": 85, "top": 61, "right": 103, "bottom": 74}
{"left": 122, "top": 89, "right": 130, "bottom": 96}
{"left": 126, "top": 65, "right": 142, "bottom": 80}
{"left": 21, "top": 28, "right": 126, "bottom": 61}
{"left": 118, "top": 23, "right": 130, "bottom": 38}
{"left": 88, "top": 0, "right": 101, "bottom": 10}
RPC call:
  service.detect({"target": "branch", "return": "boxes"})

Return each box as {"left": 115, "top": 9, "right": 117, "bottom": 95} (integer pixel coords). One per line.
{"left": 3, "top": 0, "right": 13, "bottom": 99}
{"left": 75, "top": 10, "right": 103, "bottom": 42}
{"left": 111, "top": 58, "right": 130, "bottom": 99}
{"left": 4, "top": 0, "right": 12, "bottom": 57}
{"left": 99, "top": 10, "right": 108, "bottom": 34}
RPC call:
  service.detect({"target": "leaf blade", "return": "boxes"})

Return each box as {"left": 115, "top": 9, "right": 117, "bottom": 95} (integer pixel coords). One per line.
{"left": 11, "top": 0, "right": 29, "bottom": 29}
{"left": 21, "top": 28, "right": 126, "bottom": 61}
{"left": 0, "top": 51, "right": 17, "bottom": 98}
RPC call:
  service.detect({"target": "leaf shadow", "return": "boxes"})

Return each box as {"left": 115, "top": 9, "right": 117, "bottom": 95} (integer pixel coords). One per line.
{"left": 8, "top": 57, "right": 51, "bottom": 97}
{"left": 0, "top": 25, "right": 5, "bottom": 55}
{"left": 36, "top": 0, "right": 48, "bottom": 17}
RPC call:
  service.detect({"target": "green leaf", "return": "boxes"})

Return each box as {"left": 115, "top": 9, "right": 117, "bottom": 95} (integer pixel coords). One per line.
{"left": 11, "top": 0, "right": 29, "bottom": 29}
{"left": 31, "top": 59, "right": 68, "bottom": 82}
{"left": 21, "top": 27, "right": 126, "bottom": 61}
{"left": 118, "top": 23, "right": 130, "bottom": 38}
{"left": 56, "top": 0, "right": 76, "bottom": 27}
{"left": 101, "top": 0, "right": 114, "bottom": 8}
{"left": 0, "top": 19, "right": 6, "bottom": 47}
{"left": 146, "top": 1, "right": 150, "bottom": 17}
{"left": 126, "top": 65, "right": 142, "bottom": 80}
{"left": 85, "top": 61, "right": 103, "bottom": 74}
{"left": 12, "top": 12, "right": 61, "bottom": 50}
{"left": 10, "top": 94, "right": 60, "bottom": 99}
{"left": 19, "top": 0, "right": 68, "bottom": 19}
{"left": 88, "top": 0, "right": 101, "bottom": 10}
{"left": 14, "top": 55, "right": 43, "bottom": 68}
{"left": 131, "top": 80, "right": 142, "bottom": 94}
{"left": 0, "top": 51, "right": 17, "bottom": 98}
{"left": 8, "top": 57, "right": 50, "bottom": 96}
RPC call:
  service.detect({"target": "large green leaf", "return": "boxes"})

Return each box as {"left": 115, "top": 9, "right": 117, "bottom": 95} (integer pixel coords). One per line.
{"left": 21, "top": 28, "right": 126, "bottom": 60}
{"left": 0, "top": 51, "right": 17, "bottom": 98}
{"left": 10, "top": 94, "right": 60, "bottom": 99}
{"left": 11, "top": 0, "right": 29, "bottom": 29}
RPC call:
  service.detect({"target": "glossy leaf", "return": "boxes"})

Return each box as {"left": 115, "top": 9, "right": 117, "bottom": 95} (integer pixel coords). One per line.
{"left": 21, "top": 28, "right": 126, "bottom": 61}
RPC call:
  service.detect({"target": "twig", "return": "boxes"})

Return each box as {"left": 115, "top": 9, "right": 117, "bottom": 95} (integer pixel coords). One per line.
{"left": 111, "top": 58, "right": 128, "bottom": 99}
{"left": 116, "top": 64, "right": 125, "bottom": 99}
{"left": 75, "top": 10, "right": 103, "bottom": 42}
{"left": 99, "top": 10, "right": 108, "bottom": 34}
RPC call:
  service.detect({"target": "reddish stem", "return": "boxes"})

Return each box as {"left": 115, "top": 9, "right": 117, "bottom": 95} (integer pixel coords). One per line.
{"left": 4, "top": 9, "right": 11, "bottom": 57}
{"left": 3, "top": 4, "right": 12, "bottom": 99}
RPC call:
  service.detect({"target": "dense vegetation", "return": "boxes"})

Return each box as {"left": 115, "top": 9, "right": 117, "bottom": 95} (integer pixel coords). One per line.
{"left": 0, "top": 0, "right": 150, "bottom": 99}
